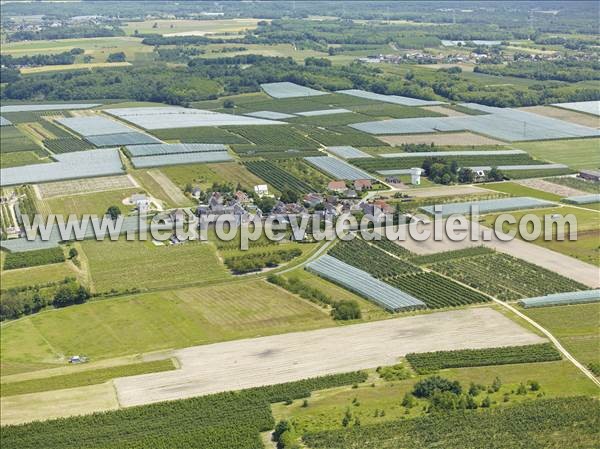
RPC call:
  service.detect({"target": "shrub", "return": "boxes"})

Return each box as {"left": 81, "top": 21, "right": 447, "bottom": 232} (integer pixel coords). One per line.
{"left": 412, "top": 376, "right": 462, "bottom": 398}
{"left": 331, "top": 300, "right": 361, "bottom": 320}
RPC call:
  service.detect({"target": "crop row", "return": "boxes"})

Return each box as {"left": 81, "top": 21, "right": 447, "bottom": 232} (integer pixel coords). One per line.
{"left": 151, "top": 126, "right": 248, "bottom": 144}
{"left": 303, "top": 125, "right": 385, "bottom": 146}
{"left": 302, "top": 397, "right": 599, "bottom": 449}
{"left": 226, "top": 125, "right": 320, "bottom": 149}
{"left": 245, "top": 160, "right": 316, "bottom": 194}
{"left": 3, "top": 247, "right": 65, "bottom": 270}
{"left": 368, "top": 237, "right": 415, "bottom": 259}
{"left": 0, "top": 111, "right": 68, "bottom": 124}
{"left": 328, "top": 238, "right": 421, "bottom": 278}
{"left": 43, "top": 137, "right": 94, "bottom": 154}
{"left": 2, "top": 371, "right": 367, "bottom": 449}
{"left": 386, "top": 272, "right": 491, "bottom": 308}
{"left": 405, "top": 343, "right": 561, "bottom": 374}
{"left": 233, "top": 145, "right": 323, "bottom": 160}
{"left": 409, "top": 246, "right": 494, "bottom": 265}
{"left": 430, "top": 253, "right": 586, "bottom": 301}
{"left": 0, "top": 126, "right": 42, "bottom": 153}
{"left": 39, "top": 119, "right": 74, "bottom": 139}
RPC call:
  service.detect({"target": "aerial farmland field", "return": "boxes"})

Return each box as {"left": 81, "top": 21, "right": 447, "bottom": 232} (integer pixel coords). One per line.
{"left": 0, "top": 1, "right": 599, "bottom": 447}
{"left": 80, "top": 239, "right": 231, "bottom": 292}
{"left": 515, "top": 138, "right": 600, "bottom": 169}
{"left": 0, "top": 279, "right": 333, "bottom": 374}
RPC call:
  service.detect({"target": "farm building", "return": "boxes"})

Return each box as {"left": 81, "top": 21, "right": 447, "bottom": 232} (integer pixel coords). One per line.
{"left": 254, "top": 184, "right": 269, "bottom": 197}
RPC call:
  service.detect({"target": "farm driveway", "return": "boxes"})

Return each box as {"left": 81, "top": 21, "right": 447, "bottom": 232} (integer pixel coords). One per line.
{"left": 115, "top": 307, "right": 544, "bottom": 407}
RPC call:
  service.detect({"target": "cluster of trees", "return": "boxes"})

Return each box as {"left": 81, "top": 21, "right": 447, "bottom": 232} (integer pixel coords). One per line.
{"left": 422, "top": 157, "right": 504, "bottom": 184}
{"left": 224, "top": 248, "right": 302, "bottom": 274}
{"left": 475, "top": 58, "right": 600, "bottom": 82}
{"left": 8, "top": 26, "right": 124, "bottom": 42}
{"left": 1, "top": 49, "right": 83, "bottom": 68}
{"left": 2, "top": 64, "right": 222, "bottom": 104}
{"left": 422, "top": 158, "right": 468, "bottom": 185}
{"left": 52, "top": 282, "right": 91, "bottom": 307}
{"left": 408, "top": 375, "right": 532, "bottom": 413}
{"left": 4, "top": 49, "right": 598, "bottom": 108}
{"left": 155, "top": 46, "right": 206, "bottom": 62}
{"left": 107, "top": 52, "right": 126, "bottom": 63}
{"left": 533, "top": 35, "right": 599, "bottom": 50}
{"left": 267, "top": 275, "right": 361, "bottom": 321}
{"left": 0, "top": 278, "right": 90, "bottom": 321}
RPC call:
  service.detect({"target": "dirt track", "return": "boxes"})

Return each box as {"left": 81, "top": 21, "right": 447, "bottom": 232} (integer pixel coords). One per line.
{"left": 115, "top": 307, "right": 544, "bottom": 407}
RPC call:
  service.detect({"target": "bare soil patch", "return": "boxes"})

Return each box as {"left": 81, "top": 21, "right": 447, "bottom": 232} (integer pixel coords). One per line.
{"left": 37, "top": 175, "right": 138, "bottom": 199}
{"left": 517, "top": 179, "right": 586, "bottom": 197}
{"left": 422, "top": 105, "right": 468, "bottom": 117}
{"left": 115, "top": 307, "right": 544, "bottom": 407}
{"left": 518, "top": 106, "right": 599, "bottom": 128}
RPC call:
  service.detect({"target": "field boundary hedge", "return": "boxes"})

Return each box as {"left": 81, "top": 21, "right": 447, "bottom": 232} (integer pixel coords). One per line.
{"left": 406, "top": 343, "right": 561, "bottom": 374}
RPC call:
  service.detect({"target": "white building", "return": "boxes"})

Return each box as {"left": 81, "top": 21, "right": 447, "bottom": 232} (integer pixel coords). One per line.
{"left": 410, "top": 168, "right": 422, "bottom": 185}
{"left": 254, "top": 184, "right": 269, "bottom": 197}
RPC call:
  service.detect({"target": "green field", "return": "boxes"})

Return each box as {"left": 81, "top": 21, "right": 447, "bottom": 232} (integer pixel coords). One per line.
{"left": 121, "top": 18, "right": 263, "bottom": 36}
{"left": 46, "top": 188, "right": 141, "bottom": 217}
{"left": 0, "top": 279, "right": 333, "bottom": 375}
{"left": 484, "top": 205, "right": 600, "bottom": 265}
{"left": 150, "top": 126, "right": 248, "bottom": 143}
{"left": 481, "top": 182, "right": 563, "bottom": 201}
{"left": 0, "top": 126, "right": 43, "bottom": 153}
{"left": 1, "top": 359, "right": 176, "bottom": 397}
{"left": 515, "top": 138, "right": 600, "bottom": 170}
{"left": 81, "top": 239, "right": 231, "bottom": 293}
{"left": 273, "top": 360, "right": 597, "bottom": 435}
{"left": 0, "top": 151, "right": 49, "bottom": 167}
{"left": 161, "top": 162, "right": 266, "bottom": 191}
{"left": 301, "top": 396, "right": 599, "bottom": 449}
{"left": 1, "top": 36, "right": 154, "bottom": 63}
{"left": 225, "top": 125, "right": 320, "bottom": 148}
{"left": 522, "top": 303, "right": 600, "bottom": 371}
{"left": 0, "top": 257, "right": 79, "bottom": 290}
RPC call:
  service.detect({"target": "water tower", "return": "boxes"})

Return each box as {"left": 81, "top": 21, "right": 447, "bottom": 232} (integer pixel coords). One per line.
{"left": 410, "top": 168, "right": 422, "bottom": 185}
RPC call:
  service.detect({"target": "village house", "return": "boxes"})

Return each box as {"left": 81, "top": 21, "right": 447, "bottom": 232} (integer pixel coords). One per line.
{"left": 190, "top": 187, "right": 202, "bottom": 199}
{"left": 327, "top": 180, "right": 347, "bottom": 193}
{"left": 235, "top": 190, "right": 250, "bottom": 203}
{"left": 353, "top": 179, "right": 372, "bottom": 192}
{"left": 303, "top": 193, "right": 323, "bottom": 208}
{"left": 344, "top": 189, "right": 358, "bottom": 199}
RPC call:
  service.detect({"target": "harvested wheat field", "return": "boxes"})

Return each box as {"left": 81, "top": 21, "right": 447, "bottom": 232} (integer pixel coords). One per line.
{"left": 115, "top": 307, "right": 544, "bottom": 407}
{"left": 422, "top": 105, "right": 468, "bottom": 117}
{"left": 517, "top": 178, "right": 587, "bottom": 197}
{"left": 518, "top": 106, "right": 599, "bottom": 128}
{"left": 378, "top": 131, "right": 507, "bottom": 146}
